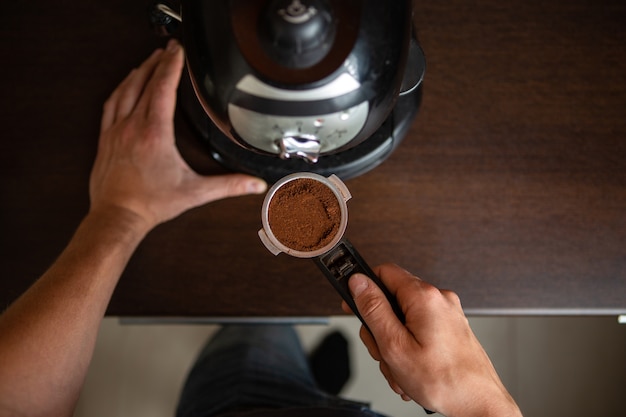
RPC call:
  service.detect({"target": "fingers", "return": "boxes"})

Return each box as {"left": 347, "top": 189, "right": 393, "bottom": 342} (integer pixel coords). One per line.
{"left": 341, "top": 300, "right": 383, "bottom": 361}
{"left": 345, "top": 298, "right": 410, "bottom": 402}
{"left": 374, "top": 263, "right": 428, "bottom": 303}
{"left": 359, "top": 325, "right": 382, "bottom": 361}
{"left": 348, "top": 273, "right": 408, "bottom": 351}
{"left": 440, "top": 288, "right": 463, "bottom": 311}
{"left": 101, "top": 48, "right": 164, "bottom": 133}
{"left": 100, "top": 40, "right": 184, "bottom": 135}
{"left": 379, "top": 362, "right": 411, "bottom": 401}
{"left": 138, "top": 40, "right": 185, "bottom": 126}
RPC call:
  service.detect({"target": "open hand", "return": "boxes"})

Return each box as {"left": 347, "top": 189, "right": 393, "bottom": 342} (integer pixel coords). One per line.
{"left": 89, "top": 40, "right": 267, "bottom": 231}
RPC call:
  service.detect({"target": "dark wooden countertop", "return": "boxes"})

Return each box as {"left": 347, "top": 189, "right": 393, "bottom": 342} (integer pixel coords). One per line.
{"left": 1, "top": 0, "right": 625, "bottom": 317}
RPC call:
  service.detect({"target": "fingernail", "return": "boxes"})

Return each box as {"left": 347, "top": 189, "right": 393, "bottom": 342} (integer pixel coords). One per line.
{"left": 350, "top": 273, "right": 369, "bottom": 298}
{"left": 247, "top": 179, "right": 267, "bottom": 194}
{"left": 166, "top": 39, "right": 179, "bottom": 53}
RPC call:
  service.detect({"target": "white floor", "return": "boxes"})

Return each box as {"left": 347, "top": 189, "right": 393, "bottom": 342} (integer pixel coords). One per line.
{"left": 75, "top": 316, "right": 626, "bottom": 417}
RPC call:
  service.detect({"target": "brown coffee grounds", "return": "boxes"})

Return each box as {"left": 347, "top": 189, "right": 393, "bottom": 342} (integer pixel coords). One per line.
{"left": 268, "top": 178, "right": 341, "bottom": 252}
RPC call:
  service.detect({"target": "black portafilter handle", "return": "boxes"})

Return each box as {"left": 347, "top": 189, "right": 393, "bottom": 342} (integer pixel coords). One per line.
{"left": 313, "top": 238, "right": 435, "bottom": 415}
{"left": 314, "top": 238, "right": 405, "bottom": 328}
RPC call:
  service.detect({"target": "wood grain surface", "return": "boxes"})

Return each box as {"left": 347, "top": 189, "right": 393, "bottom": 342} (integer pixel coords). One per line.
{"left": 1, "top": 0, "right": 624, "bottom": 317}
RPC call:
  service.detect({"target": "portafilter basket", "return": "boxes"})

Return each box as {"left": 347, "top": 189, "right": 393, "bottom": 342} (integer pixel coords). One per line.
{"left": 258, "top": 172, "right": 405, "bottom": 327}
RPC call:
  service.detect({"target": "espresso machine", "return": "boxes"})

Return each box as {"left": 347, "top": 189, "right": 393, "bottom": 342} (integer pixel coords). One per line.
{"left": 151, "top": 0, "right": 425, "bottom": 182}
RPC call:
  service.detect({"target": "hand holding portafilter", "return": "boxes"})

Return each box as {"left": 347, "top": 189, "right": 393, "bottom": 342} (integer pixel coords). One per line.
{"left": 258, "top": 173, "right": 405, "bottom": 327}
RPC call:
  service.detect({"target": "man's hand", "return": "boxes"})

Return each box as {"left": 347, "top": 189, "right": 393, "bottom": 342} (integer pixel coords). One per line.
{"left": 89, "top": 39, "right": 266, "bottom": 232}
{"left": 345, "top": 264, "right": 522, "bottom": 417}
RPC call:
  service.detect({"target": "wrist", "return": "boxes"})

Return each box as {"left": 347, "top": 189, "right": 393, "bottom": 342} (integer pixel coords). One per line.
{"left": 86, "top": 204, "right": 154, "bottom": 244}
{"left": 473, "top": 399, "right": 522, "bottom": 417}
{"left": 447, "top": 386, "right": 522, "bottom": 417}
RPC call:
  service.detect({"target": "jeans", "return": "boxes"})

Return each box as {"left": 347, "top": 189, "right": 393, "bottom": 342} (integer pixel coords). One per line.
{"left": 176, "top": 325, "right": 384, "bottom": 417}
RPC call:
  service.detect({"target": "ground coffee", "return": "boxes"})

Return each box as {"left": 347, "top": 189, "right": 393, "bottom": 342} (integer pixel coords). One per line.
{"left": 268, "top": 178, "right": 342, "bottom": 252}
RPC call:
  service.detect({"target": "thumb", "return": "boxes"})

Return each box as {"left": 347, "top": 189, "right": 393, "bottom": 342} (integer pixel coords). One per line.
{"left": 197, "top": 174, "right": 267, "bottom": 203}
{"left": 349, "top": 273, "right": 406, "bottom": 343}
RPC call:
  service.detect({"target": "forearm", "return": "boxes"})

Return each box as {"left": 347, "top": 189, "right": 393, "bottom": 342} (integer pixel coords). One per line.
{"left": 0, "top": 40, "right": 264, "bottom": 417}
{"left": 0, "top": 207, "right": 150, "bottom": 417}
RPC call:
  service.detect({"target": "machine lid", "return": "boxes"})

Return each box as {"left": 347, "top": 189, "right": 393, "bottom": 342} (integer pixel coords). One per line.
{"left": 259, "top": 0, "right": 337, "bottom": 69}
{"left": 229, "top": 0, "right": 361, "bottom": 86}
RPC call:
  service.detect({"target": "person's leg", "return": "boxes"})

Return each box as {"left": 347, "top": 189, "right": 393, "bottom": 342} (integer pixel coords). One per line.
{"left": 177, "top": 324, "right": 335, "bottom": 417}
